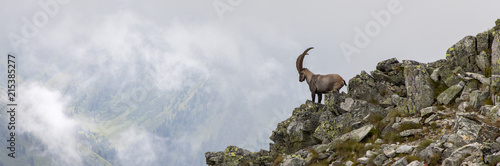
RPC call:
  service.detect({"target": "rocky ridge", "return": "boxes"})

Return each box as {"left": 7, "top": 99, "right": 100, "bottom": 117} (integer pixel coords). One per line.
{"left": 205, "top": 19, "right": 500, "bottom": 166}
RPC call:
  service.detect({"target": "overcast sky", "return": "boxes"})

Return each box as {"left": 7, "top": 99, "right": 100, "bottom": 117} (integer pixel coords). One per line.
{"left": 3, "top": 1, "right": 500, "bottom": 81}
{"left": 2, "top": 0, "right": 500, "bottom": 165}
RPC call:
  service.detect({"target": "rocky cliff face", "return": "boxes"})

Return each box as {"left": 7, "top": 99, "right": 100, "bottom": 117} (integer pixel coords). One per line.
{"left": 205, "top": 19, "right": 500, "bottom": 166}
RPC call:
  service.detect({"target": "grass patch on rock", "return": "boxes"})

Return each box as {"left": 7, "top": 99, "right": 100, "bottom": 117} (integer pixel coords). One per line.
{"left": 331, "top": 137, "right": 381, "bottom": 164}
{"left": 308, "top": 147, "right": 319, "bottom": 160}
{"left": 483, "top": 98, "right": 494, "bottom": 105}
{"left": 416, "top": 139, "right": 434, "bottom": 152}
{"left": 399, "top": 123, "right": 423, "bottom": 131}
{"left": 367, "top": 114, "right": 389, "bottom": 140}
{"left": 383, "top": 131, "right": 404, "bottom": 144}
{"left": 271, "top": 155, "right": 284, "bottom": 166}
{"left": 309, "top": 160, "right": 330, "bottom": 166}
{"left": 429, "top": 153, "right": 442, "bottom": 166}
{"left": 433, "top": 82, "right": 449, "bottom": 99}
{"left": 405, "top": 155, "right": 423, "bottom": 163}
{"left": 485, "top": 67, "right": 492, "bottom": 78}
{"left": 430, "top": 122, "right": 438, "bottom": 130}
{"left": 332, "top": 139, "right": 364, "bottom": 160}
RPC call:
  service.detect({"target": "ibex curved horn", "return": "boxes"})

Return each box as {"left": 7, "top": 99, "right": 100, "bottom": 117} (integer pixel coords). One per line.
{"left": 296, "top": 47, "right": 314, "bottom": 73}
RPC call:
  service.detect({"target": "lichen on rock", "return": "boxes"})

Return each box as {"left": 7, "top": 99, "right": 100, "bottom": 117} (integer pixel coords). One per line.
{"left": 404, "top": 64, "right": 435, "bottom": 113}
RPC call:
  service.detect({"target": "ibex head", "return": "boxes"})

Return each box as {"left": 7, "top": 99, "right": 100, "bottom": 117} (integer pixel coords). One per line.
{"left": 296, "top": 47, "right": 314, "bottom": 82}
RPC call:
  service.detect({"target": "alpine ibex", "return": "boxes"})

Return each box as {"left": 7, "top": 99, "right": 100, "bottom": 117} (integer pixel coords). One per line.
{"left": 296, "top": 47, "right": 347, "bottom": 103}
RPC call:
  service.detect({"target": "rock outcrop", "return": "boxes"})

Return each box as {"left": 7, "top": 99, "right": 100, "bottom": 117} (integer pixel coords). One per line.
{"left": 206, "top": 19, "right": 500, "bottom": 166}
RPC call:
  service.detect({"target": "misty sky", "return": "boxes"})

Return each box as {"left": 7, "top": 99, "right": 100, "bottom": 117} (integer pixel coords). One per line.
{"left": 2, "top": 0, "right": 500, "bottom": 165}
{"left": 3, "top": 1, "right": 500, "bottom": 82}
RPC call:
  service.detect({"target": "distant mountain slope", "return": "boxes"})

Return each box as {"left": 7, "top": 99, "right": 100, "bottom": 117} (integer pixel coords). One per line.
{"left": 0, "top": 58, "right": 216, "bottom": 165}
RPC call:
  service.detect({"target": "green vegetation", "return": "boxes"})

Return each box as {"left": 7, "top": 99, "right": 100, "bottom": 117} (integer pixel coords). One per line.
{"left": 379, "top": 88, "right": 388, "bottom": 96}
{"left": 417, "top": 139, "right": 434, "bottom": 152}
{"left": 272, "top": 155, "right": 284, "bottom": 166}
{"left": 339, "top": 125, "right": 353, "bottom": 136}
{"left": 387, "top": 108, "right": 408, "bottom": 119}
{"left": 399, "top": 123, "right": 422, "bottom": 131}
{"left": 393, "top": 153, "right": 423, "bottom": 163}
{"left": 406, "top": 134, "right": 421, "bottom": 142}
{"left": 485, "top": 67, "right": 492, "bottom": 77}
{"left": 429, "top": 153, "right": 442, "bottom": 166}
{"left": 309, "top": 160, "right": 330, "bottom": 166}
{"left": 405, "top": 155, "right": 423, "bottom": 163}
{"left": 367, "top": 114, "right": 389, "bottom": 140}
{"left": 485, "top": 118, "right": 500, "bottom": 128}
{"left": 308, "top": 147, "right": 319, "bottom": 160}
{"left": 383, "top": 131, "right": 403, "bottom": 144}
{"left": 433, "top": 83, "right": 449, "bottom": 100}
{"left": 332, "top": 138, "right": 364, "bottom": 160}
{"left": 370, "top": 98, "right": 379, "bottom": 105}
{"left": 381, "top": 118, "right": 424, "bottom": 144}
{"left": 331, "top": 137, "right": 382, "bottom": 164}
{"left": 483, "top": 98, "right": 494, "bottom": 105}
{"left": 430, "top": 122, "right": 438, "bottom": 130}
{"left": 437, "top": 105, "right": 447, "bottom": 111}
{"left": 495, "top": 19, "right": 500, "bottom": 31}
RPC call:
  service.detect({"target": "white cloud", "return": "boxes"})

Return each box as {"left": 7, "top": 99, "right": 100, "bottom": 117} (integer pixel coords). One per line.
{"left": 110, "top": 127, "right": 161, "bottom": 166}
{"left": 18, "top": 83, "right": 81, "bottom": 165}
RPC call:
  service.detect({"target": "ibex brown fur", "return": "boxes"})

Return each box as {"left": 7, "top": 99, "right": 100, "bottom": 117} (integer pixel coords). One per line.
{"left": 296, "top": 47, "right": 347, "bottom": 103}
